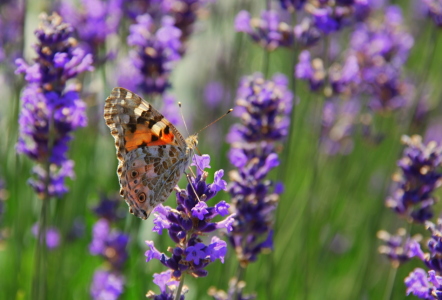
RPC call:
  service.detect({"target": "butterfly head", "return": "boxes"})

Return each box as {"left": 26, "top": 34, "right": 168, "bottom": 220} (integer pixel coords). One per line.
{"left": 185, "top": 134, "right": 198, "bottom": 149}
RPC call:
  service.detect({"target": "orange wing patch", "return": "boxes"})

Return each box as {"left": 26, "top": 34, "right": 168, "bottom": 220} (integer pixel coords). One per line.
{"left": 124, "top": 119, "right": 179, "bottom": 152}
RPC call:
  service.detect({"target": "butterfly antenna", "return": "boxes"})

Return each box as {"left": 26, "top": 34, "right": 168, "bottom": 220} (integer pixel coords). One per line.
{"left": 178, "top": 102, "right": 191, "bottom": 136}
{"left": 196, "top": 108, "right": 233, "bottom": 135}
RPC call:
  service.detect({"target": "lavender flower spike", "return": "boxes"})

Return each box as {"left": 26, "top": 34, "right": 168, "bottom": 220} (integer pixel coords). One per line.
{"left": 234, "top": 10, "right": 293, "bottom": 51}
{"left": 15, "top": 12, "right": 93, "bottom": 198}
{"left": 120, "top": 13, "right": 182, "bottom": 95}
{"left": 145, "top": 154, "right": 233, "bottom": 280}
{"left": 405, "top": 268, "right": 442, "bottom": 299}
{"left": 386, "top": 135, "right": 442, "bottom": 223}
{"left": 227, "top": 73, "right": 293, "bottom": 265}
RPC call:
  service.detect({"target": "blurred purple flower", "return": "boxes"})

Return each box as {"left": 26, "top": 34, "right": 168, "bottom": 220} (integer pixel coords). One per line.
{"left": 422, "top": 0, "right": 442, "bottom": 27}
{"left": 228, "top": 73, "right": 293, "bottom": 143}
{"left": 227, "top": 73, "right": 293, "bottom": 265}
{"left": 89, "top": 219, "right": 129, "bottom": 270}
{"left": 119, "top": 13, "right": 182, "bottom": 95}
{"left": 235, "top": 10, "right": 293, "bottom": 51}
{"left": 295, "top": 51, "right": 325, "bottom": 92}
{"left": 425, "top": 121, "right": 442, "bottom": 146}
{"left": 145, "top": 154, "right": 232, "bottom": 279}
{"left": 93, "top": 195, "right": 125, "bottom": 222}
{"left": 32, "top": 223, "right": 61, "bottom": 250}
{"left": 59, "top": 0, "right": 123, "bottom": 64}
{"left": 405, "top": 268, "right": 442, "bottom": 299}
{"left": 90, "top": 270, "right": 124, "bottom": 300}
{"left": 160, "top": 94, "right": 182, "bottom": 126}
{"left": 15, "top": 13, "right": 93, "bottom": 198}
{"left": 350, "top": 6, "right": 414, "bottom": 112}
{"left": 204, "top": 81, "right": 226, "bottom": 108}
{"left": 386, "top": 135, "right": 442, "bottom": 223}
{"left": 294, "top": 18, "right": 321, "bottom": 47}
{"left": 279, "top": 0, "right": 307, "bottom": 12}
{"left": 146, "top": 270, "right": 187, "bottom": 299}
{"left": 377, "top": 229, "right": 424, "bottom": 267}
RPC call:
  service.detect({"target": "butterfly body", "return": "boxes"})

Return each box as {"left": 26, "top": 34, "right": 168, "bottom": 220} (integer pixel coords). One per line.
{"left": 104, "top": 87, "right": 197, "bottom": 219}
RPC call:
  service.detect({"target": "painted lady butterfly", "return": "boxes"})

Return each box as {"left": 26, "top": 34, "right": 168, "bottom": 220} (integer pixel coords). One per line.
{"left": 104, "top": 87, "right": 197, "bottom": 219}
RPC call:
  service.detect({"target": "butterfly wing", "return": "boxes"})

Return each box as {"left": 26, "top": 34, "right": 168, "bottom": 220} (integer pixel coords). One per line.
{"left": 123, "top": 145, "right": 189, "bottom": 219}
{"left": 104, "top": 87, "right": 189, "bottom": 219}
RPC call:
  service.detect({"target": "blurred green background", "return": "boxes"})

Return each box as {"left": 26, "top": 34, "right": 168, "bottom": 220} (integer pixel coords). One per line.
{"left": 1, "top": 0, "right": 442, "bottom": 299}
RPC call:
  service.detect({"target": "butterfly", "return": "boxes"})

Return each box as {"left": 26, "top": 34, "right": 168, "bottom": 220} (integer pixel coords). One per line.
{"left": 104, "top": 87, "right": 198, "bottom": 219}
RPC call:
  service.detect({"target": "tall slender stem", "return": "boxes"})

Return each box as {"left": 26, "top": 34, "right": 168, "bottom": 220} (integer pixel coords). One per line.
{"left": 31, "top": 110, "right": 55, "bottom": 299}
{"left": 174, "top": 274, "right": 185, "bottom": 300}
{"left": 232, "top": 265, "right": 246, "bottom": 300}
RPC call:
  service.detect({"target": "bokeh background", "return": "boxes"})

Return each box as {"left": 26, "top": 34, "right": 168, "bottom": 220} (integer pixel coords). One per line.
{"left": 1, "top": 0, "right": 442, "bottom": 299}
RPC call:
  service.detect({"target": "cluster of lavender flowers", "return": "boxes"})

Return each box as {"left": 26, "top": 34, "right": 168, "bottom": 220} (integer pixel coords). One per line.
{"left": 119, "top": 13, "right": 182, "bottom": 95}
{"left": 144, "top": 154, "right": 234, "bottom": 299}
{"left": 124, "top": 0, "right": 207, "bottom": 43}
{"left": 405, "top": 220, "right": 442, "bottom": 299}
{"left": 59, "top": 0, "right": 123, "bottom": 64}
{"left": 377, "top": 228, "right": 422, "bottom": 268}
{"left": 235, "top": 0, "right": 372, "bottom": 51}
{"left": 385, "top": 135, "right": 442, "bottom": 223}
{"left": 89, "top": 196, "right": 129, "bottom": 300}
{"left": 378, "top": 135, "right": 442, "bottom": 298}
{"left": 120, "top": 0, "right": 213, "bottom": 97}
{"left": 297, "top": 6, "right": 414, "bottom": 111}
{"left": 235, "top": 10, "right": 293, "bottom": 51}
{"left": 15, "top": 12, "right": 93, "bottom": 198}
{"left": 226, "top": 73, "right": 292, "bottom": 266}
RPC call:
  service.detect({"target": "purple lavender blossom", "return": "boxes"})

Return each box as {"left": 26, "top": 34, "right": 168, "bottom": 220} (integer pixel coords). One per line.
{"left": 386, "top": 135, "right": 442, "bottom": 223}
{"left": 294, "top": 18, "right": 321, "bottom": 48}
{"left": 377, "top": 229, "right": 424, "bottom": 267}
{"left": 295, "top": 50, "right": 325, "bottom": 92}
{"left": 123, "top": 0, "right": 205, "bottom": 43}
{"left": 32, "top": 223, "right": 61, "bottom": 250}
{"left": 146, "top": 270, "right": 187, "bottom": 299}
{"left": 349, "top": 6, "right": 414, "bottom": 111}
{"left": 15, "top": 13, "right": 93, "bottom": 198}
{"left": 93, "top": 194, "right": 125, "bottom": 222}
{"left": 228, "top": 73, "right": 293, "bottom": 143}
{"left": 89, "top": 219, "right": 129, "bottom": 270}
{"left": 422, "top": 220, "right": 442, "bottom": 273}
{"left": 145, "top": 154, "right": 232, "bottom": 279}
{"left": 296, "top": 6, "right": 414, "bottom": 111}
{"left": 405, "top": 269, "right": 442, "bottom": 299}
{"left": 59, "top": 0, "right": 123, "bottom": 63}
{"left": 90, "top": 270, "right": 124, "bottom": 300}
{"left": 227, "top": 73, "right": 292, "bottom": 265}
{"left": 422, "top": 0, "right": 442, "bottom": 27}
{"left": 119, "top": 13, "right": 182, "bottom": 95}
{"left": 234, "top": 10, "right": 293, "bottom": 51}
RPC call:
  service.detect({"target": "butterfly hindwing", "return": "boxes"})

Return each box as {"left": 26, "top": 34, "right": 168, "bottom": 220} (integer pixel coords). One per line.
{"left": 123, "top": 146, "right": 187, "bottom": 219}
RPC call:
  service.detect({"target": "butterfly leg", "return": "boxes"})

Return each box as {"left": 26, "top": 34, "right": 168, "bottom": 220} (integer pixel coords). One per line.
{"left": 184, "top": 171, "right": 203, "bottom": 202}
